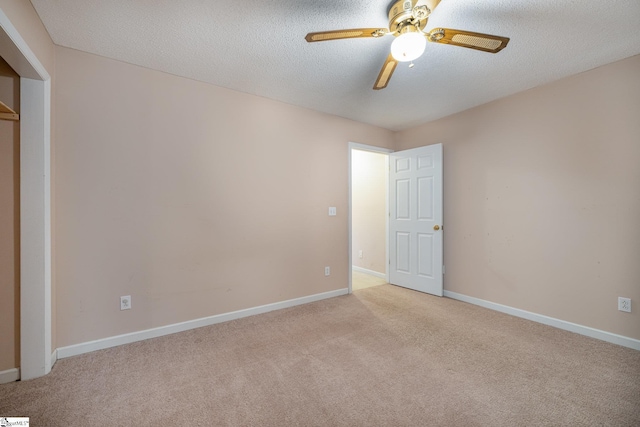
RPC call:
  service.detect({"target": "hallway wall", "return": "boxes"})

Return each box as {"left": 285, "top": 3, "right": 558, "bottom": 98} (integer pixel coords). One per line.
{"left": 352, "top": 150, "right": 387, "bottom": 275}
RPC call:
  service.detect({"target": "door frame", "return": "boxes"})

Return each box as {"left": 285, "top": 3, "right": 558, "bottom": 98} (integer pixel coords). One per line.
{"left": 0, "top": 9, "right": 52, "bottom": 380}
{"left": 348, "top": 142, "right": 393, "bottom": 293}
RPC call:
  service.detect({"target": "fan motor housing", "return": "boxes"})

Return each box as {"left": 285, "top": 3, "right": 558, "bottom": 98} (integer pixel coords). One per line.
{"left": 388, "top": 0, "right": 441, "bottom": 34}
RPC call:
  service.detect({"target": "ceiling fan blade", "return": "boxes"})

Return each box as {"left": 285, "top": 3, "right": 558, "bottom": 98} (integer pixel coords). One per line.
{"left": 373, "top": 54, "right": 398, "bottom": 90}
{"left": 305, "top": 28, "right": 387, "bottom": 42}
{"left": 428, "top": 28, "right": 509, "bottom": 53}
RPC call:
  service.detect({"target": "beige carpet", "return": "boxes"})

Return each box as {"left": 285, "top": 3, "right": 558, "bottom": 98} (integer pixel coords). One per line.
{"left": 1, "top": 284, "right": 639, "bottom": 426}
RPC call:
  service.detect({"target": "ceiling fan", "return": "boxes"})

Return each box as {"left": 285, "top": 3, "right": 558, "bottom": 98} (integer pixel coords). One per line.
{"left": 305, "top": 0, "right": 510, "bottom": 90}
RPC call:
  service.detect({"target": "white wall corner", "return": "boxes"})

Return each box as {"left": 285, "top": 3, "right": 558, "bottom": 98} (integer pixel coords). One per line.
{"left": 20, "top": 77, "right": 52, "bottom": 380}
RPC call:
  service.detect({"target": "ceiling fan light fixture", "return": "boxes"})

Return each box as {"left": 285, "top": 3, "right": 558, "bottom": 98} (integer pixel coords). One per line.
{"left": 390, "top": 31, "right": 427, "bottom": 62}
{"left": 305, "top": 0, "right": 510, "bottom": 90}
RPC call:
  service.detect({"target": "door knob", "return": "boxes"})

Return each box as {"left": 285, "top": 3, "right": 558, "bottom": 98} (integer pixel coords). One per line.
{"left": 433, "top": 225, "right": 440, "bottom": 231}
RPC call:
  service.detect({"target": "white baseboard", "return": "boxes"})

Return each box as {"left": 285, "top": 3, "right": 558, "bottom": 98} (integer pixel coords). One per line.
{"left": 51, "top": 348, "right": 57, "bottom": 366}
{"left": 352, "top": 266, "right": 386, "bottom": 279}
{"left": 0, "top": 368, "right": 20, "bottom": 384}
{"left": 444, "top": 291, "right": 640, "bottom": 351}
{"left": 57, "top": 288, "right": 349, "bottom": 359}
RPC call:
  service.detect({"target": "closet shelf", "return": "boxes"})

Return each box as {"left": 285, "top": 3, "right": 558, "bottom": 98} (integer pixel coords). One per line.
{"left": 0, "top": 100, "right": 19, "bottom": 121}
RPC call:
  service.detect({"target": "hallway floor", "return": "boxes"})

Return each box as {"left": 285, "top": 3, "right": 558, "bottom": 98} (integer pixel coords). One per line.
{"left": 352, "top": 270, "right": 387, "bottom": 291}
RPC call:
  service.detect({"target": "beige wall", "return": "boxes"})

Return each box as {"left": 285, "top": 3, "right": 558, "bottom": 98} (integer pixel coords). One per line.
{"left": 54, "top": 46, "right": 394, "bottom": 347}
{"left": 0, "top": 56, "right": 19, "bottom": 371}
{"left": 6, "top": 2, "right": 638, "bottom": 355}
{"left": 351, "top": 150, "right": 387, "bottom": 274}
{"left": 395, "top": 55, "right": 640, "bottom": 340}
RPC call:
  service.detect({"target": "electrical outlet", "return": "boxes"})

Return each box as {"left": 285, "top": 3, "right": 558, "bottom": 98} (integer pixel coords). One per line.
{"left": 328, "top": 207, "right": 337, "bottom": 216}
{"left": 120, "top": 295, "right": 131, "bottom": 311}
{"left": 324, "top": 266, "right": 330, "bottom": 276}
{"left": 358, "top": 250, "right": 363, "bottom": 259}
{"left": 618, "top": 297, "right": 631, "bottom": 313}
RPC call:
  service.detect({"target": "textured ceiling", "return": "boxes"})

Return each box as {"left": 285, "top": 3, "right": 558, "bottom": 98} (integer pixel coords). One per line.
{"left": 30, "top": 0, "right": 640, "bottom": 131}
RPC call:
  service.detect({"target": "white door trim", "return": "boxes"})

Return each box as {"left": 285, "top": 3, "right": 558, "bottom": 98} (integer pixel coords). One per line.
{"left": 0, "top": 8, "right": 52, "bottom": 380}
{"left": 348, "top": 142, "right": 393, "bottom": 294}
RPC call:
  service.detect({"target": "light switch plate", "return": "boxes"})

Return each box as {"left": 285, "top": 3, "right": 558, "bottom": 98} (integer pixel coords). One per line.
{"left": 120, "top": 295, "right": 131, "bottom": 310}
{"left": 328, "top": 207, "right": 337, "bottom": 216}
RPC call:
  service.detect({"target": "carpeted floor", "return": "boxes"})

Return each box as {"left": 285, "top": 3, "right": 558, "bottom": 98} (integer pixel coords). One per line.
{"left": 1, "top": 284, "right": 639, "bottom": 426}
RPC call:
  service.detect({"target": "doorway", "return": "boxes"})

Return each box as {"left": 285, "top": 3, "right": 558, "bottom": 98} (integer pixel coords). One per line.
{"left": 348, "top": 143, "right": 392, "bottom": 293}
{"left": 348, "top": 142, "right": 444, "bottom": 296}
{"left": 0, "top": 9, "right": 53, "bottom": 381}
{"left": 0, "top": 55, "right": 20, "bottom": 379}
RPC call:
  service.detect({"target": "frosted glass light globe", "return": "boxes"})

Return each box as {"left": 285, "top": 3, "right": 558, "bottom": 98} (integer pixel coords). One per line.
{"left": 390, "top": 32, "right": 427, "bottom": 62}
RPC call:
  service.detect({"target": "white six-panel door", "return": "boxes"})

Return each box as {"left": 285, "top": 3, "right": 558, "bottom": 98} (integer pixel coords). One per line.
{"left": 389, "top": 143, "right": 443, "bottom": 296}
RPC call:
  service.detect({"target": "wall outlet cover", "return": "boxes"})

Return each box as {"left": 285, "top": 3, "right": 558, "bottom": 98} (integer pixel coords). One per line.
{"left": 618, "top": 297, "right": 631, "bottom": 313}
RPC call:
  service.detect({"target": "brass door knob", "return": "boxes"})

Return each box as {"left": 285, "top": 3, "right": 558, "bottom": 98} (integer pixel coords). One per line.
{"left": 433, "top": 225, "right": 440, "bottom": 231}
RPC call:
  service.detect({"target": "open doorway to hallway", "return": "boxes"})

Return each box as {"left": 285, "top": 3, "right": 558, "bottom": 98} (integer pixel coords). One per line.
{"left": 350, "top": 147, "right": 389, "bottom": 291}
